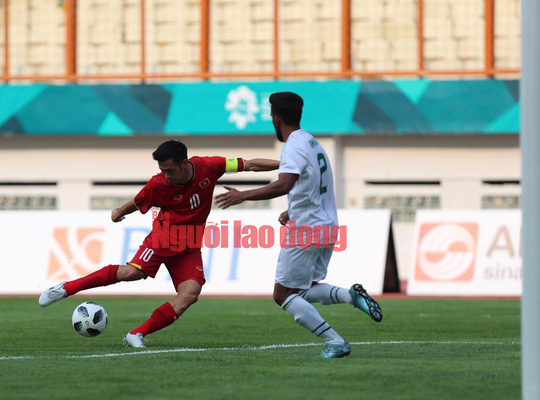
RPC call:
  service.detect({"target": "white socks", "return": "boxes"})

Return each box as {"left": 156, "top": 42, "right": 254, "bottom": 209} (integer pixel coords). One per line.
{"left": 299, "top": 283, "right": 353, "bottom": 305}
{"left": 281, "top": 294, "right": 344, "bottom": 345}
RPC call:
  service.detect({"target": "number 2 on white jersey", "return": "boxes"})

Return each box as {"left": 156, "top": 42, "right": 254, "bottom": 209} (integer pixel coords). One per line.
{"left": 317, "top": 153, "right": 328, "bottom": 195}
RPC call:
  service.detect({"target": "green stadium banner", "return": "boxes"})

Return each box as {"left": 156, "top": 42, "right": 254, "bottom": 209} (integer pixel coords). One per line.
{"left": 0, "top": 79, "right": 519, "bottom": 136}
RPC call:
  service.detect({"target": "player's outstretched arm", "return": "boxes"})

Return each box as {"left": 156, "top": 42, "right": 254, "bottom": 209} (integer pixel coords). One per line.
{"left": 243, "top": 158, "right": 280, "bottom": 172}
{"left": 111, "top": 199, "right": 138, "bottom": 222}
{"left": 215, "top": 173, "right": 298, "bottom": 209}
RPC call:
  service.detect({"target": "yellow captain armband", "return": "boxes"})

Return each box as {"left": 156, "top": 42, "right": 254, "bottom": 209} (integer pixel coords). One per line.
{"left": 225, "top": 157, "right": 244, "bottom": 173}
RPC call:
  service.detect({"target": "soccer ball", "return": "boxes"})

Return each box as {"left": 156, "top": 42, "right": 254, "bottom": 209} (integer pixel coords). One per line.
{"left": 72, "top": 302, "right": 108, "bottom": 337}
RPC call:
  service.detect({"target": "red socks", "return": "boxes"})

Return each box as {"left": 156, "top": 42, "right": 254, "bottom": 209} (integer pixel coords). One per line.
{"left": 131, "top": 302, "right": 178, "bottom": 337}
{"left": 64, "top": 264, "right": 119, "bottom": 296}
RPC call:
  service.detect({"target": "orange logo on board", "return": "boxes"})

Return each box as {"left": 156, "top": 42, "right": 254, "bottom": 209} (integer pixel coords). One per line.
{"left": 47, "top": 227, "right": 105, "bottom": 280}
{"left": 415, "top": 222, "right": 478, "bottom": 282}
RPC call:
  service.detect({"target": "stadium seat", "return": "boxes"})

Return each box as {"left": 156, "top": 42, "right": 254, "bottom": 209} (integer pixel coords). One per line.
{"left": 280, "top": 25, "right": 311, "bottom": 42}
{"left": 124, "top": 25, "right": 142, "bottom": 44}
{"left": 251, "top": 4, "right": 274, "bottom": 22}
{"left": 218, "top": 26, "right": 245, "bottom": 43}
{"left": 252, "top": 21, "right": 274, "bottom": 42}
{"left": 395, "top": 59, "right": 418, "bottom": 71}
{"left": 424, "top": 59, "right": 462, "bottom": 70}
{"left": 280, "top": 3, "right": 309, "bottom": 22}
{"left": 28, "top": 26, "right": 49, "bottom": 45}
{"left": 390, "top": 38, "right": 418, "bottom": 62}
{"left": 123, "top": 5, "right": 141, "bottom": 27}
{"left": 424, "top": 38, "right": 458, "bottom": 60}
{"left": 28, "top": 44, "right": 64, "bottom": 66}
{"left": 352, "top": 22, "right": 383, "bottom": 40}
{"left": 352, "top": 0, "right": 384, "bottom": 22}
{"left": 321, "top": 60, "right": 341, "bottom": 72}
{"left": 88, "top": 25, "right": 123, "bottom": 45}
{"left": 423, "top": 18, "right": 453, "bottom": 39}
{"left": 9, "top": 3, "right": 29, "bottom": 25}
{"left": 365, "top": 60, "right": 397, "bottom": 71}
{"left": 356, "top": 38, "right": 391, "bottom": 61}
{"left": 154, "top": 2, "right": 182, "bottom": 24}
{"left": 423, "top": 0, "right": 451, "bottom": 19}
{"left": 495, "top": 0, "right": 520, "bottom": 18}
{"left": 381, "top": 20, "right": 417, "bottom": 41}
{"left": 126, "top": 44, "right": 141, "bottom": 64}
{"left": 384, "top": 0, "right": 417, "bottom": 20}
{"left": 317, "top": 1, "right": 341, "bottom": 21}
{"left": 494, "top": 57, "right": 520, "bottom": 70}
{"left": 253, "top": 60, "right": 274, "bottom": 73}
{"left": 159, "top": 44, "right": 183, "bottom": 63}
{"left": 9, "top": 26, "right": 28, "bottom": 44}
{"left": 314, "top": 21, "right": 341, "bottom": 41}
{"left": 215, "top": 3, "right": 249, "bottom": 23}
{"left": 456, "top": 38, "right": 484, "bottom": 60}
{"left": 94, "top": 5, "right": 123, "bottom": 24}
{"left": 461, "top": 59, "right": 484, "bottom": 71}
{"left": 494, "top": 15, "right": 521, "bottom": 37}
{"left": 453, "top": 17, "right": 484, "bottom": 40}
{"left": 322, "top": 41, "right": 341, "bottom": 62}
{"left": 253, "top": 43, "right": 274, "bottom": 62}
{"left": 95, "top": 43, "right": 124, "bottom": 64}
{"left": 452, "top": 0, "right": 484, "bottom": 18}
{"left": 494, "top": 37, "right": 521, "bottom": 59}
{"left": 155, "top": 25, "right": 184, "bottom": 44}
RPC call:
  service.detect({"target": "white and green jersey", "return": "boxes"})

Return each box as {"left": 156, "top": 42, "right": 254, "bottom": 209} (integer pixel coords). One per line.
{"left": 279, "top": 129, "right": 338, "bottom": 232}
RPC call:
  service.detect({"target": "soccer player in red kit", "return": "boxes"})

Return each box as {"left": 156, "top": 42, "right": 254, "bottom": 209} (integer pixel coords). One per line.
{"left": 39, "top": 140, "right": 279, "bottom": 348}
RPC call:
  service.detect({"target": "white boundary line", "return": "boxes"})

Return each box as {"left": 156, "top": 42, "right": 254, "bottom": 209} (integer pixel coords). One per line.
{"left": 0, "top": 340, "right": 520, "bottom": 361}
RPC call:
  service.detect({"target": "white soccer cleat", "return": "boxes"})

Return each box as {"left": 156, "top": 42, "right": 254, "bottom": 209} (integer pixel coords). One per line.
{"left": 38, "top": 282, "right": 67, "bottom": 307}
{"left": 123, "top": 332, "right": 147, "bottom": 348}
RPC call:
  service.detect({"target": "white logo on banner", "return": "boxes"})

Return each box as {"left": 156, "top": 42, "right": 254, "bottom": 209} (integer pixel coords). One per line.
{"left": 225, "top": 86, "right": 260, "bottom": 129}
{"left": 417, "top": 223, "right": 476, "bottom": 281}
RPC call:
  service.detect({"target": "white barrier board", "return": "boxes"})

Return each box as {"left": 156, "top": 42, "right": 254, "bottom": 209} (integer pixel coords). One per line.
{"left": 0, "top": 209, "right": 392, "bottom": 296}
{"left": 407, "top": 210, "right": 521, "bottom": 296}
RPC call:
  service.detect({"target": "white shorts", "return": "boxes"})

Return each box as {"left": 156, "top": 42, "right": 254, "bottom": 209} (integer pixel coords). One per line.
{"left": 275, "top": 245, "right": 333, "bottom": 289}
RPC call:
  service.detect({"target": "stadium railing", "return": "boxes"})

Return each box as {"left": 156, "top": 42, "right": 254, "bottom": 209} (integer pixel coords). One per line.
{"left": 0, "top": 0, "right": 520, "bottom": 82}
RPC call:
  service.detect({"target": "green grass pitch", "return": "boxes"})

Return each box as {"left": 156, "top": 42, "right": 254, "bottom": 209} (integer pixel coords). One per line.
{"left": 0, "top": 296, "right": 519, "bottom": 400}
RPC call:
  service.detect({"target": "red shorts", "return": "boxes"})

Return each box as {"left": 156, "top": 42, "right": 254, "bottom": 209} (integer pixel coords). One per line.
{"left": 128, "top": 235, "right": 205, "bottom": 291}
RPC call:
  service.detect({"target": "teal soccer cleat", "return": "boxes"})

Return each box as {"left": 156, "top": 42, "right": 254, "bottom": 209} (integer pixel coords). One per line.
{"left": 319, "top": 340, "right": 351, "bottom": 359}
{"left": 349, "top": 284, "right": 383, "bottom": 322}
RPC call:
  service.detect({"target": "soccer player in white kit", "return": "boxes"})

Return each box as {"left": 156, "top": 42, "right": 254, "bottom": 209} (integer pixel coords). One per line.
{"left": 215, "top": 92, "right": 382, "bottom": 358}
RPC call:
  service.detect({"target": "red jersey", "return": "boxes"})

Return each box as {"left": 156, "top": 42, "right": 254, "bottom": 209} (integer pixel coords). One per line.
{"left": 134, "top": 156, "right": 244, "bottom": 249}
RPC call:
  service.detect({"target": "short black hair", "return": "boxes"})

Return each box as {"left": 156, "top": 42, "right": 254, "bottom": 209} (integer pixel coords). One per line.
{"left": 152, "top": 140, "right": 188, "bottom": 165}
{"left": 269, "top": 92, "right": 303, "bottom": 126}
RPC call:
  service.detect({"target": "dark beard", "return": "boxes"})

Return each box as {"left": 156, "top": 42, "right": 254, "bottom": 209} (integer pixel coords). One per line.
{"left": 274, "top": 124, "right": 284, "bottom": 142}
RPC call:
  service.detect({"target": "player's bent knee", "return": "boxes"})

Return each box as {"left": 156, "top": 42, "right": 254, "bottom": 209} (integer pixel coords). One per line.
{"left": 273, "top": 285, "right": 300, "bottom": 306}
{"left": 171, "top": 292, "right": 199, "bottom": 312}
{"left": 182, "top": 293, "right": 199, "bottom": 306}
{"left": 117, "top": 264, "right": 147, "bottom": 281}
{"left": 273, "top": 292, "right": 286, "bottom": 306}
